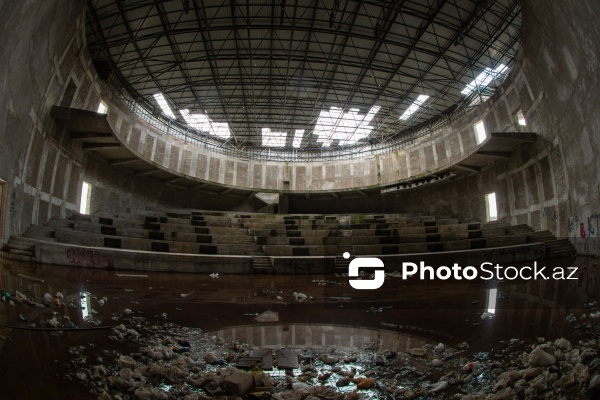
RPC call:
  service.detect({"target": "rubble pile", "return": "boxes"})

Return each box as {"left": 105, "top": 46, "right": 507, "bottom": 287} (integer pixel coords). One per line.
{"left": 59, "top": 311, "right": 600, "bottom": 400}
{"left": 0, "top": 289, "right": 104, "bottom": 328}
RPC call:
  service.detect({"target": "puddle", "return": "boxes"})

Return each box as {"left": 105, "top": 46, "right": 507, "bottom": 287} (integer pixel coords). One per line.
{"left": 0, "top": 256, "right": 598, "bottom": 399}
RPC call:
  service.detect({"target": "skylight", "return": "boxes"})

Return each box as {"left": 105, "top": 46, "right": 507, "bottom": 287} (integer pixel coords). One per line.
{"left": 314, "top": 106, "right": 380, "bottom": 147}
{"left": 292, "top": 130, "right": 304, "bottom": 148}
{"left": 399, "top": 94, "right": 429, "bottom": 121}
{"left": 153, "top": 93, "right": 176, "bottom": 118}
{"left": 261, "top": 128, "right": 287, "bottom": 147}
{"left": 180, "top": 109, "right": 230, "bottom": 139}
{"left": 461, "top": 64, "right": 509, "bottom": 96}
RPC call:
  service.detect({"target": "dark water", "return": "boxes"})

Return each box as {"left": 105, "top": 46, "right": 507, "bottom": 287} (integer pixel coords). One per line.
{"left": 0, "top": 256, "right": 597, "bottom": 399}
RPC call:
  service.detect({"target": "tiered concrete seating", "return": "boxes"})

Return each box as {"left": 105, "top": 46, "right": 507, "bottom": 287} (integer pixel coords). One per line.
{"left": 47, "top": 211, "right": 254, "bottom": 255}
{"left": 349, "top": 221, "right": 526, "bottom": 255}
{"left": 2, "top": 208, "right": 576, "bottom": 273}
{"left": 244, "top": 215, "right": 340, "bottom": 257}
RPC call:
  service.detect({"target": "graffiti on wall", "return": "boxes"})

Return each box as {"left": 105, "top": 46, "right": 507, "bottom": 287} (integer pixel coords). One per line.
{"left": 541, "top": 206, "right": 559, "bottom": 224}
{"left": 569, "top": 213, "right": 600, "bottom": 255}
{"left": 66, "top": 248, "right": 116, "bottom": 269}
{"left": 570, "top": 214, "right": 599, "bottom": 239}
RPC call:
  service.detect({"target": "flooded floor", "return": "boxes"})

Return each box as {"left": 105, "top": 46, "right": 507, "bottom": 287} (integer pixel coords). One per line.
{"left": 0, "top": 256, "right": 598, "bottom": 399}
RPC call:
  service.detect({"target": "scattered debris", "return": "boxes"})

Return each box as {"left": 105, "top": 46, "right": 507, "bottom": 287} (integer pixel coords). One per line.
{"left": 293, "top": 292, "right": 308, "bottom": 302}
{"left": 254, "top": 310, "right": 279, "bottom": 322}
{"left": 366, "top": 306, "right": 393, "bottom": 314}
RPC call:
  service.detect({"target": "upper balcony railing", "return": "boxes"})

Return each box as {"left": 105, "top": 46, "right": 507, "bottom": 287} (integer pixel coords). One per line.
{"left": 108, "top": 80, "right": 471, "bottom": 163}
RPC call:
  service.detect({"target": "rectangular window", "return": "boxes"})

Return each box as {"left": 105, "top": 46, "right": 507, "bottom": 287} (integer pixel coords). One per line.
{"left": 515, "top": 110, "right": 526, "bottom": 126}
{"left": 485, "top": 192, "right": 497, "bottom": 221}
{"left": 0, "top": 177, "right": 6, "bottom": 239}
{"left": 97, "top": 100, "right": 108, "bottom": 114}
{"left": 80, "top": 181, "right": 92, "bottom": 215}
{"left": 474, "top": 120, "right": 487, "bottom": 144}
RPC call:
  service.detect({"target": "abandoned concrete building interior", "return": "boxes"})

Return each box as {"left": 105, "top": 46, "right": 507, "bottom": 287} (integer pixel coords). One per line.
{"left": 0, "top": 0, "right": 599, "bottom": 398}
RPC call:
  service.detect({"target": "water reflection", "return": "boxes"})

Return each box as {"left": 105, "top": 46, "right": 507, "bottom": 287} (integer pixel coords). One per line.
{"left": 207, "top": 323, "right": 428, "bottom": 353}
{"left": 0, "top": 256, "right": 597, "bottom": 399}
{"left": 486, "top": 288, "right": 497, "bottom": 314}
{"left": 80, "top": 291, "right": 90, "bottom": 320}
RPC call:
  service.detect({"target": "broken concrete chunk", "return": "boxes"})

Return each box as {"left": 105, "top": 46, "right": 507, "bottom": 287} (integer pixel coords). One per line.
{"left": 222, "top": 371, "right": 254, "bottom": 395}
{"left": 579, "top": 348, "right": 598, "bottom": 364}
{"left": 554, "top": 337, "right": 572, "bottom": 351}
{"left": 134, "top": 386, "right": 169, "bottom": 400}
{"left": 253, "top": 372, "right": 274, "bottom": 387}
{"left": 202, "top": 380, "right": 223, "bottom": 396}
{"left": 203, "top": 352, "right": 218, "bottom": 364}
{"left": 353, "top": 377, "right": 376, "bottom": 389}
{"left": 528, "top": 345, "right": 556, "bottom": 367}
{"left": 407, "top": 348, "right": 426, "bottom": 357}
{"left": 320, "top": 354, "right": 340, "bottom": 364}
{"left": 491, "top": 387, "right": 516, "bottom": 400}
{"left": 118, "top": 355, "right": 137, "bottom": 370}
{"left": 277, "top": 349, "right": 299, "bottom": 369}
{"left": 336, "top": 376, "right": 351, "bottom": 387}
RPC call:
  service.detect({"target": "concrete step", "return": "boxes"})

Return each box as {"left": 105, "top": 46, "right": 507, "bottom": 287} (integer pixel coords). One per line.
{"left": 506, "top": 224, "right": 535, "bottom": 235}
{"left": 337, "top": 230, "right": 353, "bottom": 237}
{"left": 527, "top": 233, "right": 557, "bottom": 244}
{"left": 253, "top": 256, "right": 273, "bottom": 273}
{"left": 6, "top": 248, "right": 35, "bottom": 257}
{"left": 545, "top": 239, "right": 576, "bottom": 258}
{"left": 25, "top": 224, "right": 56, "bottom": 238}
{"left": 3, "top": 234, "right": 39, "bottom": 256}
{"left": 47, "top": 219, "right": 75, "bottom": 229}
{"left": 23, "top": 232, "right": 57, "bottom": 242}
{"left": 5, "top": 236, "right": 37, "bottom": 251}
{"left": 244, "top": 245, "right": 263, "bottom": 252}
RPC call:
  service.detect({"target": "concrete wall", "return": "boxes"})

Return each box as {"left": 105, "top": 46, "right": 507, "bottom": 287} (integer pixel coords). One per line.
{"left": 0, "top": 0, "right": 87, "bottom": 241}
{"left": 0, "top": 0, "right": 598, "bottom": 255}
{"left": 84, "top": 155, "right": 264, "bottom": 215}
{"left": 288, "top": 0, "right": 600, "bottom": 256}
{"left": 519, "top": 0, "right": 600, "bottom": 254}
{"left": 0, "top": 0, "right": 262, "bottom": 245}
{"left": 103, "top": 89, "right": 489, "bottom": 194}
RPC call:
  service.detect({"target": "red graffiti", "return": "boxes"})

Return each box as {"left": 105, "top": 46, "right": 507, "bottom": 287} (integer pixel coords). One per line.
{"left": 66, "top": 248, "right": 116, "bottom": 268}
{"left": 580, "top": 222, "right": 587, "bottom": 238}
